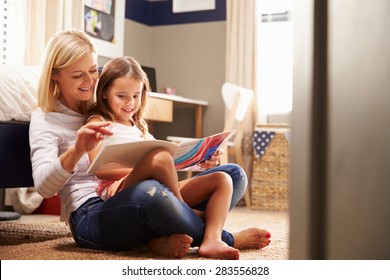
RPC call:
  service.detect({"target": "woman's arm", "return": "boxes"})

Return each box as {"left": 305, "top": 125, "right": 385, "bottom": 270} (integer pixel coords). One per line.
{"left": 62, "top": 121, "right": 113, "bottom": 173}
{"left": 86, "top": 116, "right": 132, "bottom": 181}
{"left": 30, "top": 110, "right": 112, "bottom": 198}
{"left": 86, "top": 115, "right": 106, "bottom": 170}
{"left": 30, "top": 111, "right": 71, "bottom": 198}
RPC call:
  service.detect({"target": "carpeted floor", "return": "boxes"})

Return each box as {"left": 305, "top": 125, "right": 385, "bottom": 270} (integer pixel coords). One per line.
{"left": 0, "top": 206, "right": 289, "bottom": 260}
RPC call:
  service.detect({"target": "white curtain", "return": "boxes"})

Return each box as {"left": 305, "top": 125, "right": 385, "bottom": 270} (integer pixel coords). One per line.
{"left": 226, "top": 0, "right": 257, "bottom": 89}
{"left": 225, "top": 0, "right": 258, "bottom": 189}
{"left": 5, "top": 0, "right": 83, "bottom": 213}
{"left": 24, "top": 0, "right": 83, "bottom": 65}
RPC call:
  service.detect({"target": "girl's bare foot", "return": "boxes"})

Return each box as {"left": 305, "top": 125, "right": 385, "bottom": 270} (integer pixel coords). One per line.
{"left": 198, "top": 239, "right": 240, "bottom": 260}
{"left": 232, "top": 228, "right": 271, "bottom": 250}
{"left": 149, "top": 234, "right": 193, "bottom": 258}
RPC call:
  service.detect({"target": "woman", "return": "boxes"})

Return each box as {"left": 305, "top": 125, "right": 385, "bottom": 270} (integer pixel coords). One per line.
{"left": 29, "top": 29, "right": 271, "bottom": 259}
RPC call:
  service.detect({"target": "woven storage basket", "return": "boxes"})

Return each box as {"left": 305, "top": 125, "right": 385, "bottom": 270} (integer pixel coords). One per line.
{"left": 251, "top": 124, "right": 290, "bottom": 211}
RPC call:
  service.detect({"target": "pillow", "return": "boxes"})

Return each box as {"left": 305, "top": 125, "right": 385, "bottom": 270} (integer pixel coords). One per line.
{"left": 0, "top": 65, "right": 41, "bottom": 121}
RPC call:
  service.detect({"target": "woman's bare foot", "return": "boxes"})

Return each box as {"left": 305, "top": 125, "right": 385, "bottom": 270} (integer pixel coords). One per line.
{"left": 232, "top": 228, "right": 271, "bottom": 250}
{"left": 198, "top": 239, "right": 240, "bottom": 260}
{"left": 149, "top": 234, "right": 193, "bottom": 258}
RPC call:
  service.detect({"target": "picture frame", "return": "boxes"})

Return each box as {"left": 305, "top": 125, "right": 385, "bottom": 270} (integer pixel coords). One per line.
{"left": 83, "top": 0, "right": 125, "bottom": 58}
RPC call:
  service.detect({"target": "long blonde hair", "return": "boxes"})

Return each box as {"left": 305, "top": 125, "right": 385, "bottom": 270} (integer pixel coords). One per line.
{"left": 87, "top": 56, "right": 150, "bottom": 137}
{"left": 38, "top": 29, "right": 97, "bottom": 113}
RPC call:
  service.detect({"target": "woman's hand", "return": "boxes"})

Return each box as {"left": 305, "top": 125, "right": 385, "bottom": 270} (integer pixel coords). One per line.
{"left": 197, "top": 148, "right": 224, "bottom": 170}
{"left": 60, "top": 121, "right": 113, "bottom": 174}
{"left": 74, "top": 121, "right": 113, "bottom": 154}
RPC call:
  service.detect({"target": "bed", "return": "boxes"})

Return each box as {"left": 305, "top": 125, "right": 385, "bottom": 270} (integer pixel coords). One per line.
{"left": 0, "top": 64, "right": 41, "bottom": 220}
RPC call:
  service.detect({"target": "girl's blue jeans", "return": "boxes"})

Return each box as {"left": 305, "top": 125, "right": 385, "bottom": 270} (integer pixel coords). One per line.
{"left": 69, "top": 163, "right": 247, "bottom": 251}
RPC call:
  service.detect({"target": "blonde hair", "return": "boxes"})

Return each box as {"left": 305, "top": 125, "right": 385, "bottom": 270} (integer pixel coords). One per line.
{"left": 87, "top": 56, "right": 150, "bottom": 137}
{"left": 38, "top": 29, "right": 97, "bottom": 113}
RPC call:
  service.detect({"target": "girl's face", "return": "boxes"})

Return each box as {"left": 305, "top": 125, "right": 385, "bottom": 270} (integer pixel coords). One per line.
{"left": 53, "top": 52, "right": 98, "bottom": 113}
{"left": 103, "top": 76, "right": 143, "bottom": 125}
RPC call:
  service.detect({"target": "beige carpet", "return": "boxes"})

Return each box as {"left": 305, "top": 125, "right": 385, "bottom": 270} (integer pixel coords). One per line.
{"left": 0, "top": 206, "right": 289, "bottom": 260}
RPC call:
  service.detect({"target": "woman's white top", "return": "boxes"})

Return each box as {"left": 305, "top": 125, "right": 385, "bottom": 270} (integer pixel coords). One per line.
{"left": 30, "top": 103, "right": 153, "bottom": 222}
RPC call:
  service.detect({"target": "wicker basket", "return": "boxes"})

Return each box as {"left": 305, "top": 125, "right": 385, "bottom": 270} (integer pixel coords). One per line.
{"left": 251, "top": 124, "right": 290, "bottom": 211}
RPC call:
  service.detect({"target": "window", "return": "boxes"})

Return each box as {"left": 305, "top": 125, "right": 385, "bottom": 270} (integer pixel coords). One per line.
{"left": 256, "top": 0, "right": 293, "bottom": 123}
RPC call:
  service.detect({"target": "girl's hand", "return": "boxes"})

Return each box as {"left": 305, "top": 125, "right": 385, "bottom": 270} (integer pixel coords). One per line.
{"left": 74, "top": 121, "right": 113, "bottom": 154}
{"left": 198, "top": 148, "right": 224, "bottom": 170}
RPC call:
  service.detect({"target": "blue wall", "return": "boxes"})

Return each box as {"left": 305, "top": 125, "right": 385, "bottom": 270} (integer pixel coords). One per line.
{"left": 125, "top": 0, "right": 226, "bottom": 26}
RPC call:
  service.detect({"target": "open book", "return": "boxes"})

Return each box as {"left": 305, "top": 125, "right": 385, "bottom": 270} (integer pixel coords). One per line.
{"left": 86, "top": 129, "right": 236, "bottom": 174}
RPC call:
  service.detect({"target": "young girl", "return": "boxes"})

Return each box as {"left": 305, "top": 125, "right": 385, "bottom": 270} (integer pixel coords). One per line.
{"left": 86, "top": 57, "right": 185, "bottom": 203}
{"left": 86, "top": 56, "right": 262, "bottom": 259}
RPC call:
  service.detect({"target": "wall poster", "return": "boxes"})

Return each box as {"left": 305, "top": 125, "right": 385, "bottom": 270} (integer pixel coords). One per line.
{"left": 84, "top": 0, "right": 124, "bottom": 58}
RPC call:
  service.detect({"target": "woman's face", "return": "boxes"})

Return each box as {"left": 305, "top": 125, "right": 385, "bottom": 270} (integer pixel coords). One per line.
{"left": 103, "top": 76, "right": 143, "bottom": 125}
{"left": 53, "top": 51, "right": 98, "bottom": 113}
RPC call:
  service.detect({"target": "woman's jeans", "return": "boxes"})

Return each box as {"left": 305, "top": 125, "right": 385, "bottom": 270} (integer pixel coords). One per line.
{"left": 69, "top": 163, "right": 247, "bottom": 251}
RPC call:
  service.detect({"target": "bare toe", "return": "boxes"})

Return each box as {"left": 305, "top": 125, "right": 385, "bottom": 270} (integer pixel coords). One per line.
{"left": 198, "top": 239, "right": 240, "bottom": 260}
{"left": 232, "top": 228, "right": 271, "bottom": 250}
{"left": 149, "top": 234, "right": 193, "bottom": 258}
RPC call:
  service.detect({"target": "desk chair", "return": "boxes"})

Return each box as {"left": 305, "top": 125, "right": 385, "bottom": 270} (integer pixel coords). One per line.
{"left": 167, "top": 82, "right": 254, "bottom": 207}
{"left": 219, "top": 82, "right": 254, "bottom": 207}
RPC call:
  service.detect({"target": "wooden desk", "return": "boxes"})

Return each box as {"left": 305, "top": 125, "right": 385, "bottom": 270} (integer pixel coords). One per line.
{"left": 146, "top": 92, "right": 209, "bottom": 138}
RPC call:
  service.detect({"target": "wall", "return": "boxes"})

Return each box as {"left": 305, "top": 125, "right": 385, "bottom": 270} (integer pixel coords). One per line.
{"left": 123, "top": 0, "right": 227, "bottom": 139}
{"left": 326, "top": 0, "right": 390, "bottom": 259}
{"left": 149, "top": 21, "right": 226, "bottom": 139}
{"left": 290, "top": 0, "right": 390, "bottom": 259}
{"left": 123, "top": 19, "right": 153, "bottom": 66}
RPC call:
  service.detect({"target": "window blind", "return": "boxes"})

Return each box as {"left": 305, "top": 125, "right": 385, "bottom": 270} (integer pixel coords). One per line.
{"left": 0, "top": 0, "right": 9, "bottom": 64}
